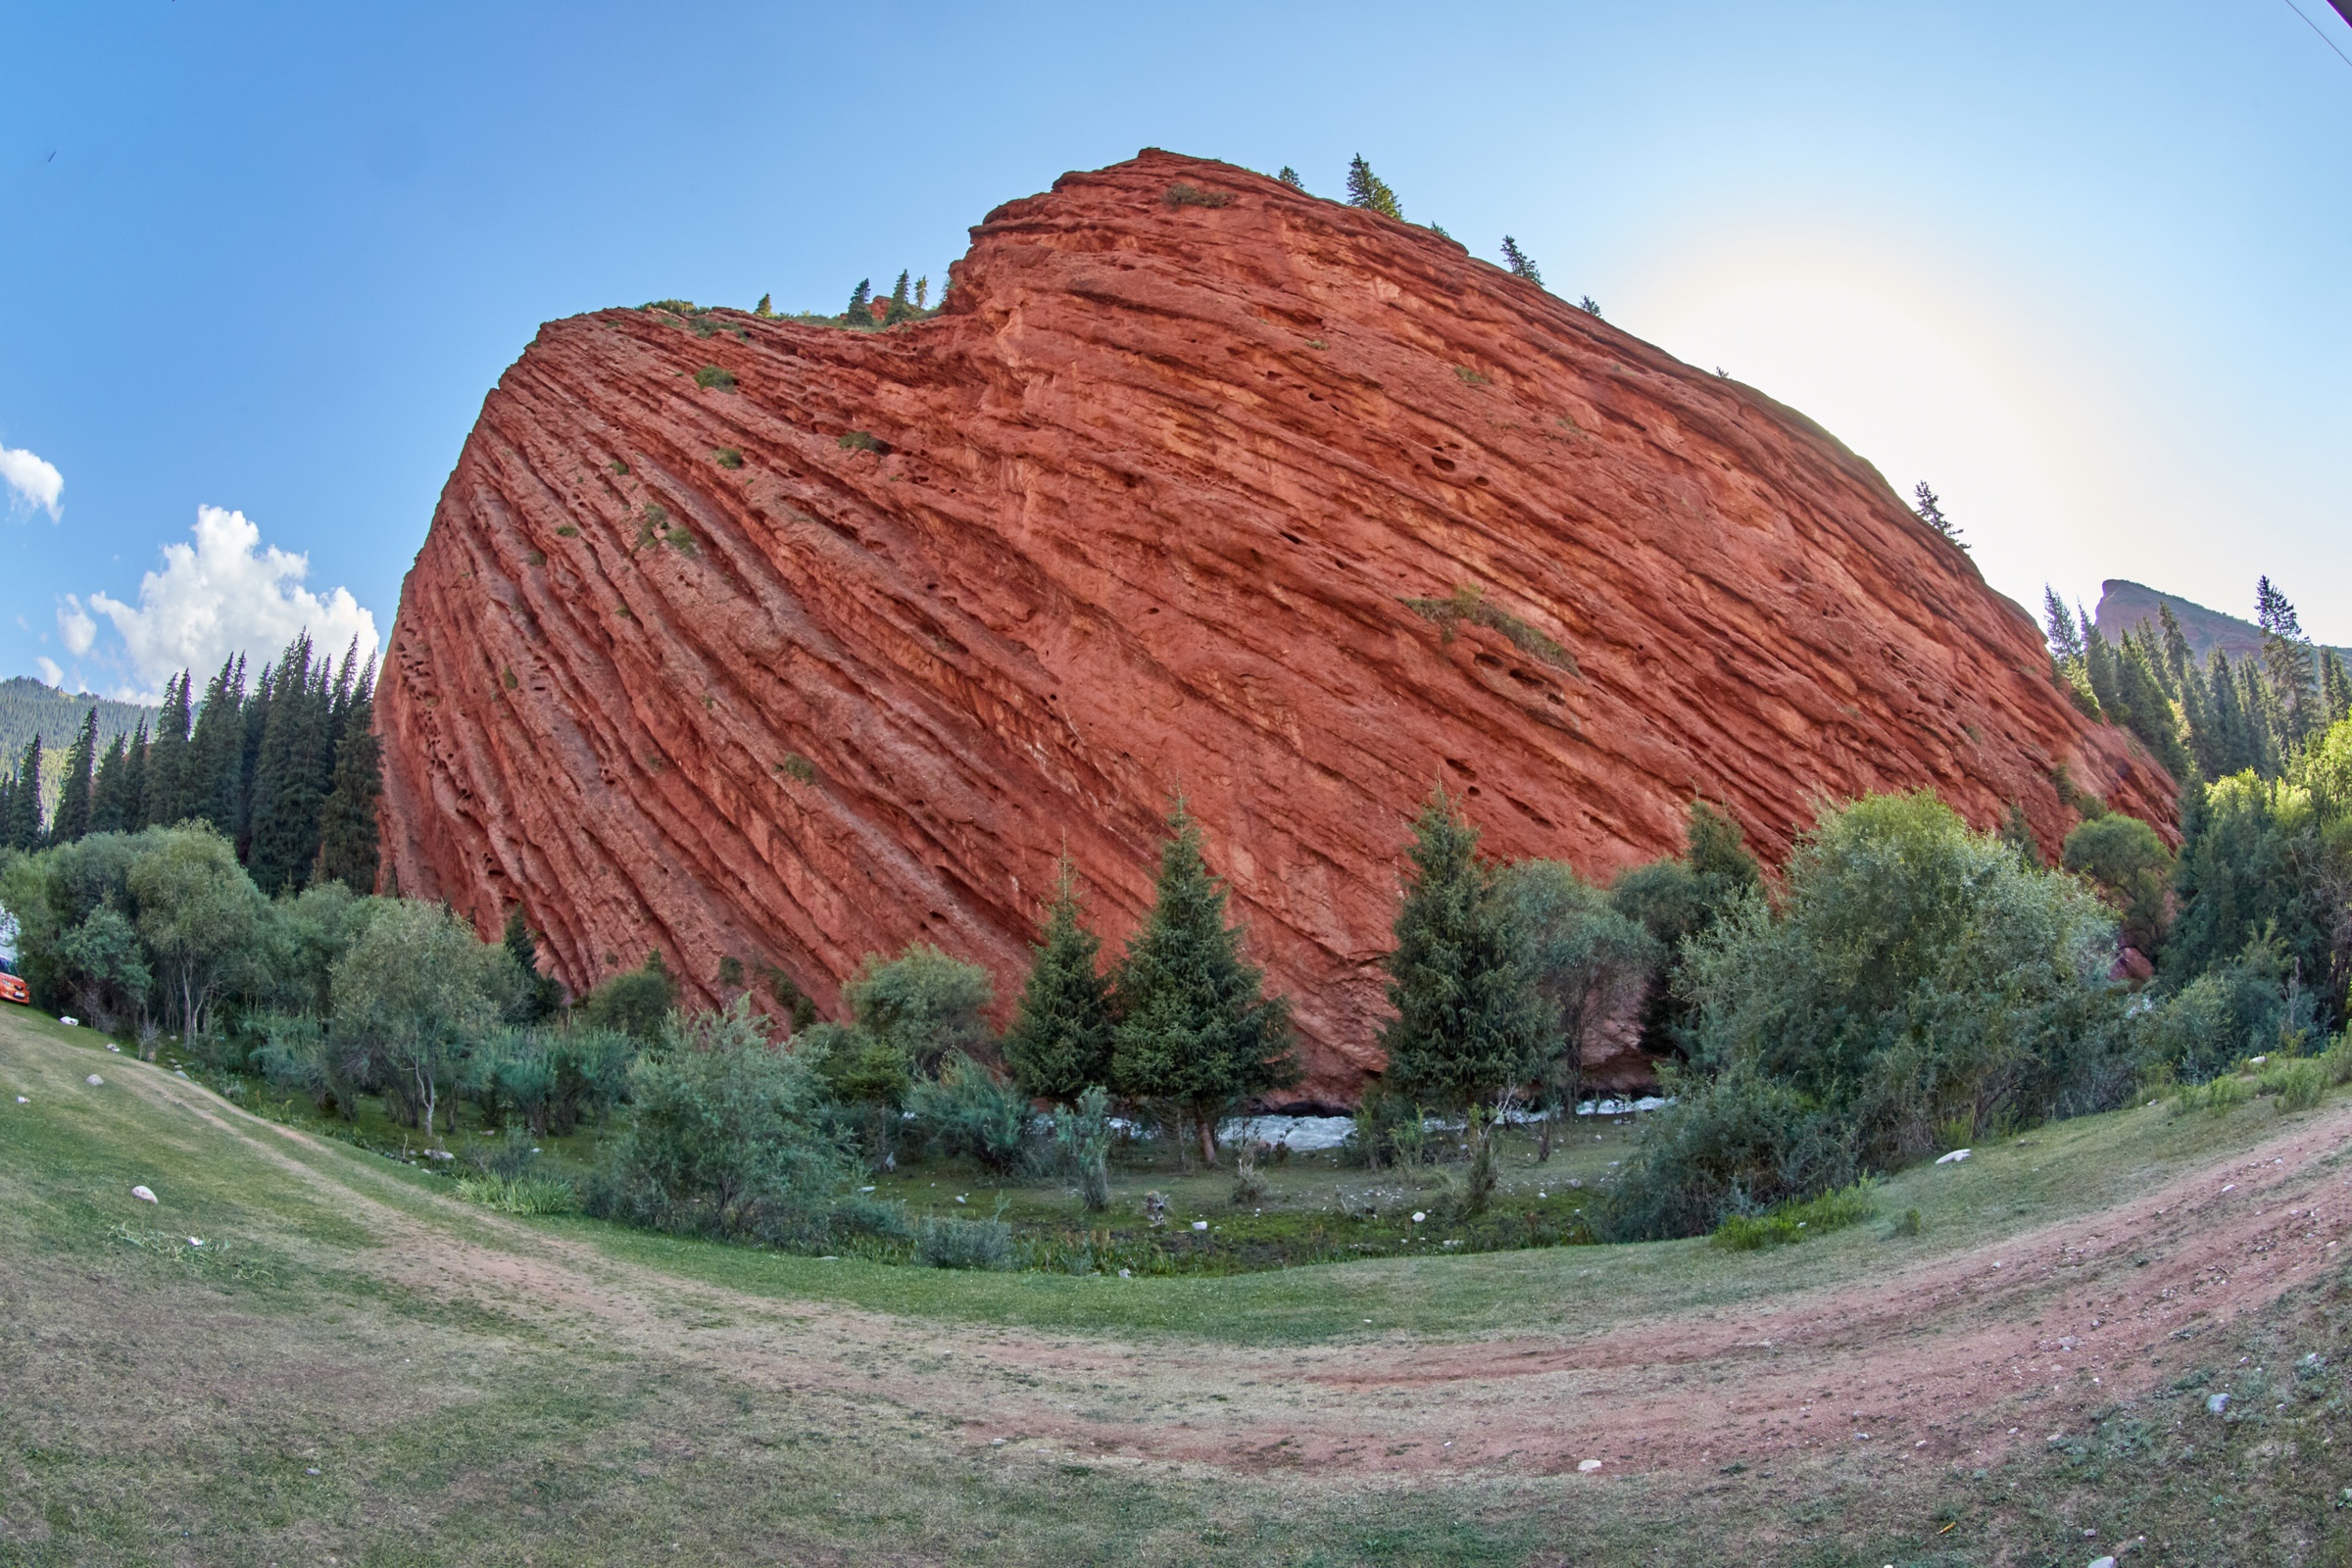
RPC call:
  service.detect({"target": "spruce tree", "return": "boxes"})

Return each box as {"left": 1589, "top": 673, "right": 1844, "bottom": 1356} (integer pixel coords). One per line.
{"left": 2323, "top": 648, "right": 2352, "bottom": 727}
{"left": 2116, "top": 639, "right": 2189, "bottom": 778}
{"left": 1344, "top": 155, "right": 1402, "bottom": 220}
{"left": 5, "top": 735, "right": 43, "bottom": 850}
{"left": 755, "top": 292, "right": 773, "bottom": 317}
{"left": 1376, "top": 786, "right": 1545, "bottom": 1125}
{"left": 1276, "top": 166, "right": 1304, "bottom": 189}
{"left": 844, "top": 277, "right": 872, "bottom": 323}
{"left": 1003, "top": 854, "right": 1114, "bottom": 1106}
{"left": 2157, "top": 603, "right": 2194, "bottom": 688}
{"left": 2204, "top": 651, "right": 2252, "bottom": 777}
{"left": 504, "top": 906, "right": 561, "bottom": 1020}
{"left": 1110, "top": 802, "right": 1298, "bottom": 1164}
{"left": 2255, "top": 575, "right": 2318, "bottom": 744}
{"left": 247, "top": 634, "right": 336, "bottom": 895}
{"left": 2041, "top": 588, "right": 2084, "bottom": 663}
{"left": 119, "top": 718, "right": 149, "bottom": 832}
{"left": 2082, "top": 618, "right": 2125, "bottom": 724}
{"left": 318, "top": 658, "right": 382, "bottom": 892}
{"left": 1499, "top": 235, "right": 1542, "bottom": 284}
{"left": 52, "top": 707, "right": 98, "bottom": 845}
{"left": 142, "top": 672, "right": 193, "bottom": 828}
{"left": 182, "top": 656, "right": 245, "bottom": 837}
{"left": 1912, "top": 483, "right": 1965, "bottom": 550}
{"left": 882, "top": 270, "right": 915, "bottom": 326}
{"left": 89, "top": 731, "right": 129, "bottom": 835}
{"left": 914, "top": 275, "right": 929, "bottom": 309}
{"left": 2000, "top": 801, "right": 2043, "bottom": 867}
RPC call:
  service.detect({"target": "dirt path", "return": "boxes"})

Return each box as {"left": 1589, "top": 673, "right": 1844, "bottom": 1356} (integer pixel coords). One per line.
{"left": 104, "top": 1053, "right": 2352, "bottom": 1486}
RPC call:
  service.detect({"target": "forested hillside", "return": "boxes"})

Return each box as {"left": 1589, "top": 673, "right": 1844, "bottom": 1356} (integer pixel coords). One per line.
{"left": 0, "top": 635, "right": 381, "bottom": 896}
{"left": 0, "top": 678, "right": 154, "bottom": 771}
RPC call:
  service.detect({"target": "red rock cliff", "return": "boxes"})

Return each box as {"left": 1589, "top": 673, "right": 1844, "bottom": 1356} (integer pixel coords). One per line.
{"left": 377, "top": 150, "right": 2173, "bottom": 1102}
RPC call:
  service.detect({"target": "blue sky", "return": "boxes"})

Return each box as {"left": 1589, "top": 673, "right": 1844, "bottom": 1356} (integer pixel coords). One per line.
{"left": 4, "top": 1, "right": 2348, "bottom": 699}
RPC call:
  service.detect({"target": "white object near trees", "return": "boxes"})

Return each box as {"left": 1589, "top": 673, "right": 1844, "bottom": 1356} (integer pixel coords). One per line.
{"left": 85, "top": 1074, "right": 103, "bottom": 1086}
{"left": 1936, "top": 1148, "right": 1972, "bottom": 1164}
{"left": 131, "top": 1185, "right": 157, "bottom": 1203}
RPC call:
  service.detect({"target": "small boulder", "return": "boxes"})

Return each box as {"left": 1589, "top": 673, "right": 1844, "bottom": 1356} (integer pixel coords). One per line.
{"left": 85, "top": 1074, "right": 104, "bottom": 1086}
{"left": 131, "top": 1185, "right": 157, "bottom": 1203}
{"left": 1577, "top": 1459, "right": 1603, "bottom": 1473}
{"left": 2207, "top": 1393, "right": 2230, "bottom": 1414}
{"left": 1936, "top": 1148, "right": 1972, "bottom": 1165}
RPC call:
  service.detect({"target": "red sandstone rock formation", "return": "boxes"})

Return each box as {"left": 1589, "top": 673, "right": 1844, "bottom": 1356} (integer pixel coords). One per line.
{"left": 377, "top": 150, "right": 2173, "bottom": 1102}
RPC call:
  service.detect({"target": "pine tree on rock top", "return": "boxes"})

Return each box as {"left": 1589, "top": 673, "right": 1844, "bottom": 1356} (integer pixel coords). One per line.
{"left": 1377, "top": 785, "right": 1546, "bottom": 1125}
{"left": 1110, "top": 802, "right": 1297, "bottom": 1166}
{"left": 1004, "top": 853, "right": 1114, "bottom": 1107}
{"left": 1499, "top": 235, "right": 1542, "bottom": 284}
{"left": 1344, "top": 155, "right": 1402, "bottom": 220}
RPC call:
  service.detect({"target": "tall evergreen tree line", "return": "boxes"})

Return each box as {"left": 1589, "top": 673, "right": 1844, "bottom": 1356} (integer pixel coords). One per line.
{"left": 2041, "top": 580, "right": 2351, "bottom": 785}
{"left": 0, "top": 632, "right": 382, "bottom": 893}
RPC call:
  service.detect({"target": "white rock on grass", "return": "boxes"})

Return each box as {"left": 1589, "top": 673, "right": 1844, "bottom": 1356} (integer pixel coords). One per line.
{"left": 1577, "top": 1459, "right": 1603, "bottom": 1472}
{"left": 131, "top": 1185, "right": 157, "bottom": 1203}
{"left": 85, "top": 1074, "right": 104, "bottom": 1086}
{"left": 2207, "top": 1393, "right": 2230, "bottom": 1414}
{"left": 1936, "top": 1148, "right": 1972, "bottom": 1164}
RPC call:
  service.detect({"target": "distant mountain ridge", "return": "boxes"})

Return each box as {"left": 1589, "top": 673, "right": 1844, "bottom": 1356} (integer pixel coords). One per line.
{"left": 0, "top": 678, "right": 157, "bottom": 776}
{"left": 2093, "top": 580, "right": 2347, "bottom": 666}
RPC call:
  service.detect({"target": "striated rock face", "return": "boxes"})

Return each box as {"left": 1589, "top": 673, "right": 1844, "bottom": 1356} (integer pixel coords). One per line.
{"left": 378, "top": 150, "right": 2173, "bottom": 1103}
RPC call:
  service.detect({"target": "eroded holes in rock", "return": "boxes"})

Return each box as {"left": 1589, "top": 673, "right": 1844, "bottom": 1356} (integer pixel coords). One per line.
{"left": 1431, "top": 455, "right": 1457, "bottom": 472}
{"left": 1444, "top": 757, "right": 1476, "bottom": 777}
{"left": 1279, "top": 531, "right": 1305, "bottom": 547}
{"left": 1308, "top": 392, "right": 1323, "bottom": 402}
{"left": 1474, "top": 475, "right": 1491, "bottom": 487}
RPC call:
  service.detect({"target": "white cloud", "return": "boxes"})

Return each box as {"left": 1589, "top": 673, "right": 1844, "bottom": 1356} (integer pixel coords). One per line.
{"left": 34, "top": 657, "right": 62, "bottom": 687}
{"left": 0, "top": 445, "right": 64, "bottom": 518}
{"left": 57, "top": 595, "right": 96, "bottom": 657}
{"left": 87, "top": 506, "right": 380, "bottom": 693}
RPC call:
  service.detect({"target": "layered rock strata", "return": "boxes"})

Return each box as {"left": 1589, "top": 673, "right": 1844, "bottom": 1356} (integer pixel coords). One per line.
{"left": 378, "top": 150, "right": 2173, "bottom": 1102}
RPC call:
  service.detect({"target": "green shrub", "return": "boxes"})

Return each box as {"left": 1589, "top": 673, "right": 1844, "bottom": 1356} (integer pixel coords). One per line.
{"left": 2268, "top": 1058, "right": 2328, "bottom": 1112}
{"left": 453, "top": 1173, "right": 579, "bottom": 1216}
{"left": 1887, "top": 1207, "right": 1924, "bottom": 1239}
{"left": 2173, "top": 1075, "right": 2252, "bottom": 1116}
{"left": 579, "top": 953, "right": 677, "bottom": 1042}
{"left": 693, "top": 365, "right": 736, "bottom": 392}
{"left": 466, "top": 1023, "right": 634, "bottom": 1136}
{"left": 1054, "top": 1085, "right": 1114, "bottom": 1211}
{"left": 2137, "top": 934, "right": 2305, "bottom": 1084}
{"left": 1605, "top": 792, "right": 2135, "bottom": 1239}
{"left": 2324, "top": 1035, "right": 2352, "bottom": 1087}
{"left": 1400, "top": 584, "right": 1574, "bottom": 670}
{"left": 1163, "top": 183, "right": 1233, "bottom": 209}
{"left": 586, "top": 1000, "right": 882, "bottom": 1250}
{"left": 1709, "top": 1182, "right": 1875, "bottom": 1251}
{"left": 712, "top": 447, "right": 744, "bottom": 469}
{"left": 556, "top": 525, "right": 579, "bottom": 538}
{"left": 837, "top": 430, "right": 889, "bottom": 454}
{"left": 915, "top": 1214, "right": 1013, "bottom": 1270}
{"left": 779, "top": 753, "right": 817, "bottom": 784}
{"left": 906, "top": 1052, "right": 1031, "bottom": 1173}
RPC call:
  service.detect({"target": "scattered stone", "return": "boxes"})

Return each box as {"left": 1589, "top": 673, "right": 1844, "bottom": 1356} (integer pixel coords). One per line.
{"left": 1192, "top": 1220, "right": 1208, "bottom": 1232}
{"left": 306, "top": 1467, "right": 320, "bottom": 1476}
{"left": 2207, "top": 1393, "right": 2230, "bottom": 1414}
{"left": 14, "top": 1097, "right": 25, "bottom": 1104}
{"left": 1578, "top": 1459, "right": 1603, "bottom": 1472}
{"left": 60, "top": 1016, "right": 79, "bottom": 1028}
{"left": 2088, "top": 1557, "right": 2117, "bottom": 1568}
{"left": 131, "top": 1185, "right": 157, "bottom": 1203}
{"left": 85, "top": 1074, "right": 104, "bottom": 1086}
{"left": 1936, "top": 1149, "right": 1972, "bottom": 1165}
{"left": 1411, "top": 1211, "right": 1426, "bottom": 1224}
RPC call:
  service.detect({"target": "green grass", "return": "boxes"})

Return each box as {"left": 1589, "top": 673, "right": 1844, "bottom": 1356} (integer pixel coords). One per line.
{"left": 8, "top": 1005, "right": 2352, "bottom": 1565}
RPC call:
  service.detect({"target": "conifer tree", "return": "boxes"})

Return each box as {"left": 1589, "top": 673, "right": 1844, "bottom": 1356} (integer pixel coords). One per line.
{"left": 1377, "top": 786, "right": 1546, "bottom": 1128}
{"left": 882, "top": 270, "right": 915, "bottom": 325}
{"left": 1344, "top": 155, "right": 1402, "bottom": 220}
{"left": 1110, "top": 802, "right": 1298, "bottom": 1164}
{"left": 248, "top": 634, "right": 333, "bottom": 896}
{"left": 844, "top": 277, "right": 872, "bottom": 323}
{"left": 182, "top": 656, "right": 245, "bottom": 837}
{"left": 2157, "top": 604, "right": 2194, "bottom": 688}
{"left": 52, "top": 707, "right": 98, "bottom": 845}
{"left": 1276, "top": 166, "right": 1304, "bottom": 189}
{"left": 89, "top": 731, "right": 129, "bottom": 835}
{"left": 755, "top": 292, "right": 773, "bottom": 317}
{"left": 2082, "top": 618, "right": 2125, "bottom": 724}
{"left": 2116, "top": 639, "right": 2189, "bottom": 778}
{"left": 2255, "top": 575, "right": 2318, "bottom": 745}
{"left": 2041, "top": 588, "right": 2084, "bottom": 663}
{"left": 1912, "top": 483, "right": 1965, "bottom": 550}
{"left": 142, "top": 672, "right": 193, "bottom": 828}
{"left": 2323, "top": 648, "right": 2352, "bottom": 727}
{"left": 1499, "top": 235, "right": 1543, "bottom": 284}
{"left": 318, "top": 658, "right": 382, "bottom": 892}
{"left": 504, "top": 906, "right": 561, "bottom": 1020}
{"left": 2203, "top": 650, "right": 2253, "bottom": 777}
{"left": 119, "top": 718, "right": 149, "bottom": 832}
{"left": 1003, "top": 854, "right": 1114, "bottom": 1106}
{"left": 2000, "top": 801, "right": 2043, "bottom": 867}
{"left": 5, "top": 735, "right": 43, "bottom": 850}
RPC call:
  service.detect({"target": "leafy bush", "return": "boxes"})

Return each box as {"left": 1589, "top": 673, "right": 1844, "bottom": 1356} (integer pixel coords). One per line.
{"left": 2062, "top": 813, "right": 2174, "bottom": 954}
{"left": 837, "top": 430, "right": 889, "bottom": 454}
{"left": 466, "top": 1022, "right": 635, "bottom": 1136}
{"left": 2268, "top": 1058, "right": 2328, "bottom": 1113}
{"left": 579, "top": 953, "right": 677, "bottom": 1041}
{"left": 328, "top": 898, "right": 522, "bottom": 1134}
{"left": 1711, "top": 1183, "right": 1875, "bottom": 1251}
{"left": 1603, "top": 793, "right": 2135, "bottom": 1239}
{"left": 2136, "top": 933, "right": 2311, "bottom": 1083}
{"left": 2173, "top": 1074, "right": 2251, "bottom": 1116}
{"left": 914, "top": 1214, "right": 1012, "bottom": 1270}
{"left": 906, "top": 1052, "right": 1031, "bottom": 1173}
{"left": 1399, "top": 585, "right": 1573, "bottom": 670}
{"left": 453, "top": 1173, "right": 579, "bottom": 1215}
{"left": 1054, "top": 1085, "right": 1114, "bottom": 1211}
{"left": 1163, "top": 183, "right": 1233, "bottom": 209}
{"left": 693, "top": 365, "right": 736, "bottom": 391}
{"left": 712, "top": 447, "right": 744, "bottom": 469}
{"left": 586, "top": 1000, "right": 883, "bottom": 1250}
{"left": 843, "top": 944, "right": 995, "bottom": 1077}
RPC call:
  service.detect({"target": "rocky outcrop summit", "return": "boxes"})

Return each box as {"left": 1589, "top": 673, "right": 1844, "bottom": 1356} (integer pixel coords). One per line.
{"left": 378, "top": 150, "right": 2172, "bottom": 1102}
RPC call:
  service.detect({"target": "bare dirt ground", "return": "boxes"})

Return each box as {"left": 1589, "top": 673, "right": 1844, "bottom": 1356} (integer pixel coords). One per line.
{"left": 106, "top": 1059, "right": 2352, "bottom": 1494}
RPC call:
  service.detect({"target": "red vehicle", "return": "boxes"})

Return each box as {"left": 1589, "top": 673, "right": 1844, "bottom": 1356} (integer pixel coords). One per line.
{"left": 0, "top": 970, "right": 25, "bottom": 1006}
